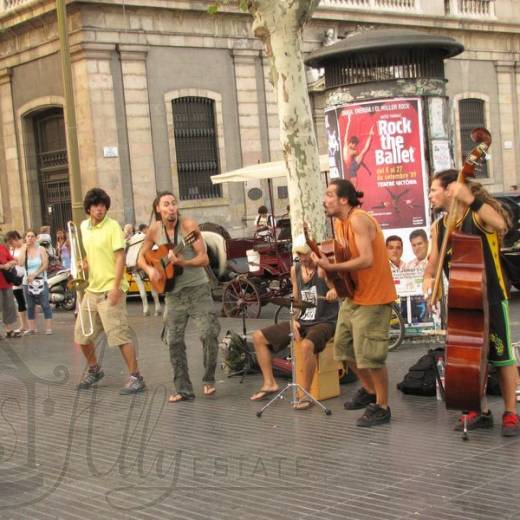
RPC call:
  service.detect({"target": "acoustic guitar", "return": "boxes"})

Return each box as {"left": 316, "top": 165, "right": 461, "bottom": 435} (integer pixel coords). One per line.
{"left": 143, "top": 230, "right": 200, "bottom": 294}
{"left": 303, "top": 225, "right": 355, "bottom": 299}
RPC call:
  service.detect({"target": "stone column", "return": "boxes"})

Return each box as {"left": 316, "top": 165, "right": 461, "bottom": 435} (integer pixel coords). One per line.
{"left": 70, "top": 43, "right": 125, "bottom": 223}
{"left": 118, "top": 45, "right": 156, "bottom": 224}
{"left": 232, "top": 48, "right": 265, "bottom": 227}
{"left": 0, "top": 68, "right": 26, "bottom": 229}
{"left": 495, "top": 61, "right": 517, "bottom": 191}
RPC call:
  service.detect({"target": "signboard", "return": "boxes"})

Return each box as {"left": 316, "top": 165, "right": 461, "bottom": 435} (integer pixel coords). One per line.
{"left": 325, "top": 97, "right": 431, "bottom": 261}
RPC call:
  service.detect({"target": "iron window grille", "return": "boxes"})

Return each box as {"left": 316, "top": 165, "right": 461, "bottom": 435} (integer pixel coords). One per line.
{"left": 172, "top": 97, "right": 222, "bottom": 200}
{"left": 458, "top": 98, "right": 488, "bottom": 178}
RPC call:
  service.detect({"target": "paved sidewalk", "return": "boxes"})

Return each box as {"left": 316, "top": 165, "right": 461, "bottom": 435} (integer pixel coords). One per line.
{"left": 1, "top": 294, "right": 520, "bottom": 520}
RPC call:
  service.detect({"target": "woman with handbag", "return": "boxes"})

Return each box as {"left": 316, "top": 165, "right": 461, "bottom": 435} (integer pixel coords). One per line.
{"left": 0, "top": 236, "right": 23, "bottom": 338}
{"left": 5, "top": 230, "right": 29, "bottom": 333}
{"left": 19, "top": 229, "right": 53, "bottom": 335}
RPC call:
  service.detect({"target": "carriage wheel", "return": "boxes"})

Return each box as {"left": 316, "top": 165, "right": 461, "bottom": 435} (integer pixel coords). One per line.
{"left": 222, "top": 276, "right": 262, "bottom": 319}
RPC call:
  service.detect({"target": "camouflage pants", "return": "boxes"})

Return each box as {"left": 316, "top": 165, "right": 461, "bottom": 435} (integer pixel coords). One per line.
{"left": 164, "top": 284, "right": 220, "bottom": 397}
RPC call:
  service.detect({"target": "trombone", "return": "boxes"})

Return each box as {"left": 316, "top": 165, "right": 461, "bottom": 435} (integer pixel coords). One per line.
{"left": 67, "top": 221, "right": 94, "bottom": 336}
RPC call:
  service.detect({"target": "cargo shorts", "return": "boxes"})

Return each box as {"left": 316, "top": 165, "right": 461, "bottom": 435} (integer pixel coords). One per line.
{"left": 74, "top": 290, "right": 132, "bottom": 347}
{"left": 334, "top": 300, "right": 392, "bottom": 369}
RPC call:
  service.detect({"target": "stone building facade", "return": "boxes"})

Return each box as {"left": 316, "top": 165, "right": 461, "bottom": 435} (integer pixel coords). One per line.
{"left": 1, "top": 0, "right": 519, "bottom": 235}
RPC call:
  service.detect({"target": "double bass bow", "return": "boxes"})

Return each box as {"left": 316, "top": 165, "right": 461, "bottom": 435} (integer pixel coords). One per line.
{"left": 430, "top": 128, "right": 492, "bottom": 416}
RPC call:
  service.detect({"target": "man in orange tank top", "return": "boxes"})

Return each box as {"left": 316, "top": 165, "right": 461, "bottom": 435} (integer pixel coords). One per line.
{"left": 312, "top": 179, "right": 397, "bottom": 427}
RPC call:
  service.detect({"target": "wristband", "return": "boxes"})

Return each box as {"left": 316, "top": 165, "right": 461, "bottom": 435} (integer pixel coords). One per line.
{"left": 469, "top": 196, "right": 484, "bottom": 212}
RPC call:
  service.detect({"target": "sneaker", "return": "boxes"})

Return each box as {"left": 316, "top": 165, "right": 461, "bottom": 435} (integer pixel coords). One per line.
{"left": 344, "top": 387, "right": 377, "bottom": 410}
{"left": 356, "top": 403, "right": 391, "bottom": 427}
{"left": 45, "top": 330, "right": 53, "bottom": 335}
{"left": 119, "top": 375, "right": 146, "bottom": 395}
{"left": 453, "top": 410, "right": 493, "bottom": 431}
{"left": 502, "top": 412, "right": 520, "bottom": 437}
{"left": 77, "top": 369, "right": 105, "bottom": 390}
{"left": 143, "top": 309, "right": 150, "bottom": 317}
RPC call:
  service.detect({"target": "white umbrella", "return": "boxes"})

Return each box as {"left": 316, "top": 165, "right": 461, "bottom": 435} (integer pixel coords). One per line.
{"left": 211, "top": 154, "right": 330, "bottom": 184}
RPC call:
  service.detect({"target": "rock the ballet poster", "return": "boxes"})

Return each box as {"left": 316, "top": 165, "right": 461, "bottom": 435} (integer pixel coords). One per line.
{"left": 325, "top": 97, "right": 430, "bottom": 231}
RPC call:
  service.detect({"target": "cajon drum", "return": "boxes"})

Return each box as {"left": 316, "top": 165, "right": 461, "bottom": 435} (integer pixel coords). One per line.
{"left": 294, "top": 338, "right": 341, "bottom": 400}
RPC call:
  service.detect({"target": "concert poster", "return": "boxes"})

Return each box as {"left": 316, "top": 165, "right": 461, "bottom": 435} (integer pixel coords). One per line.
{"left": 326, "top": 98, "right": 430, "bottom": 235}
{"left": 324, "top": 109, "right": 343, "bottom": 179}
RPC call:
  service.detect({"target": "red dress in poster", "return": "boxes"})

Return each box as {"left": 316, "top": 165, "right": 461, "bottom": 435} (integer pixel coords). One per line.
{"left": 338, "top": 98, "right": 428, "bottom": 230}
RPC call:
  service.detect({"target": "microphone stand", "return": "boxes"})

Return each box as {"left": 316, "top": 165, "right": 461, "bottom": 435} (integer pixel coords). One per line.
{"left": 256, "top": 257, "right": 332, "bottom": 417}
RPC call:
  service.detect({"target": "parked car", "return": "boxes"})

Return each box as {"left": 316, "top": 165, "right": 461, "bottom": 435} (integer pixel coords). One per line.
{"left": 495, "top": 192, "right": 520, "bottom": 290}
{"left": 495, "top": 192, "right": 520, "bottom": 248}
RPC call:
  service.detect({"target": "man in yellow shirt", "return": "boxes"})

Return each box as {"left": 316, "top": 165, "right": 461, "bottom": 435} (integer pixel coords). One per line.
{"left": 74, "top": 188, "right": 145, "bottom": 395}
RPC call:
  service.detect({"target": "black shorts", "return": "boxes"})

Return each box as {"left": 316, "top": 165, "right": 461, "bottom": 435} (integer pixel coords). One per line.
{"left": 13, "top": 287, "right": 26, "bottom": 312}
{"left": 489, "top": 301, "right": 516, "bottom": 367}
{"left": 261, "top": 321, "right": 335, "bottom": 354}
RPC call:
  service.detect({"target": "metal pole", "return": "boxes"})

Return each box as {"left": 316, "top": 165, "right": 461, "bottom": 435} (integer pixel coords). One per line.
{"left": 56, "top": 0, "right": 84, "bottom": 225}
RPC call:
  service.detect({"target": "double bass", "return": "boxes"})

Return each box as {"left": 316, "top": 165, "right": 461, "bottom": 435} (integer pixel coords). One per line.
{"left": 431, "top": 128, "right": 492, "bottom": 422}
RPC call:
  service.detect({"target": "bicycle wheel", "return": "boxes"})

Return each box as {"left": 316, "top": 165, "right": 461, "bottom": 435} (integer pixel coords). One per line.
{"left": 274, "top": 305, "right": 291, "bottom": 324}
{"left": 388, "top": 302, "right": 405, "bottom": 351}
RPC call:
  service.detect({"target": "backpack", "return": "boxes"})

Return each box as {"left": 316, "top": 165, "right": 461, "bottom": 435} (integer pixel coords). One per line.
{"left": 397, "top": 348, "right": 444, "bottom": 396}
{"left": 398, "top": 348, "right": 503, "bottom": 397}
{"left": 219, "top": 330, "right": 257, "bottom": 375}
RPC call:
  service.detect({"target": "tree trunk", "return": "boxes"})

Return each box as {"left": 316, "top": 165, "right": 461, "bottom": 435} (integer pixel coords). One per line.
{"left": 250, "top": 0, "right": 324, "bottom": 242}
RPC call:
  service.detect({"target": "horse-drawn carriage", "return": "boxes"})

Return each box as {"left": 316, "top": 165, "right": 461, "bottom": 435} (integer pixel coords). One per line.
{"left": 206, "top": 155, "right": 329, "bottom": 318}
{"left": 218, "top": 236, "right": 293, "bottom": 318}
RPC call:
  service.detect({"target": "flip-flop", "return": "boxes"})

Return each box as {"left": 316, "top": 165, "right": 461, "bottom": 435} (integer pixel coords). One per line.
{"left": 203, "top": 385, "right": 216, "bottom": 396}
{"left": 293, "top": 400, "right": 314, "bottom": 411}
{"left": 249, "top": 388, "right": 280, "bottom": 401}
{"left": 168, "top": 393, "right": 195, "bottom": 403}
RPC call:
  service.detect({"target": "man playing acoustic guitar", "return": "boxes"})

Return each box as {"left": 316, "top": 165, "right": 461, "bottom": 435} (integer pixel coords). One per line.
{"left": 313, "top": 179, "right": 396, "bottom": 427}
{"left": 138, "top": 191, "right": 220, "bottom": 402}
{"left": 423, "top": 169, "right": 519, "bottom": 436}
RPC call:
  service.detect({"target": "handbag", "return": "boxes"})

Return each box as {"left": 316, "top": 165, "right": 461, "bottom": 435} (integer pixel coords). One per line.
{"left": 27, "top": 278, "right": 45, "bottom": 296}
{"left": 3, "top": 266, "right": 24, "bottom": 286}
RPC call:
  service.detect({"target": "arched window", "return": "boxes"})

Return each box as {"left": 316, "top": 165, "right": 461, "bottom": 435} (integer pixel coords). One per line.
{"left": 458, "top": 98, "right": 488, "bottom": 178}
{"left": 171, "top": 97, "right": 222, "bottom": 200}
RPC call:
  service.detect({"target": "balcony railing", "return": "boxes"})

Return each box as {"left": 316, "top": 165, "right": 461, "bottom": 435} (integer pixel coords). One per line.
{"left": 38, "top": 149, "right": 68, "bottom": 171}
{"left": 2, "top": 0, "right": 33, "bottom": 12}
{"left": 447, "top": 0, "right": 495, "bottom": 16}
{"left": 320, "top": 0, "right": 418, "bottom": 10}
{"left": 319, "top": 0, "right": 495, "bottom": 17}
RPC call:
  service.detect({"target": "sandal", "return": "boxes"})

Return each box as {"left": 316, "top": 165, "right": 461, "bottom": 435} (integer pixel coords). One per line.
{"left": 249, "top": 388, "right": 280, "bottom": 401}
{"left": 203, "top": 384, "right": 216, "bottom": 396}
{"left": 293, "top": 399, "right": 314, "bottom": 411}
{"left": 168, "top": 393, "right": 195, "bottom": 403}
{"left": 6, "top": 330, "right": 23, "bottom": 338}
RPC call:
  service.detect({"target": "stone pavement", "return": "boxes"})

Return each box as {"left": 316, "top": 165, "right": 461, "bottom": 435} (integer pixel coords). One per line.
{"left": 1, "top": 293, "right": 520, "bottom": 520}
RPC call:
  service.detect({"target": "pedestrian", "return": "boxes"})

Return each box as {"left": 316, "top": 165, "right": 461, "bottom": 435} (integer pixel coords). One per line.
{"left": 55, "top": 229, "right": 71, "bottom": 269}
{"left": 19, "top": 229, "right": 53, "bottom": 335}
{"left": 5, "top": 230, "right": 29, "bottom": 333}
{"left": 0, "top": 235, "right": 23, "bottom": 338}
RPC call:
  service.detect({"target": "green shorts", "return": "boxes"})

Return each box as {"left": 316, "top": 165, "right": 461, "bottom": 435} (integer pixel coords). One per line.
{"left": 334, "top": 300, "right": 392, "bottom": 369}
{"left": 489, "top": 300, "right": 516, "bottom": 367}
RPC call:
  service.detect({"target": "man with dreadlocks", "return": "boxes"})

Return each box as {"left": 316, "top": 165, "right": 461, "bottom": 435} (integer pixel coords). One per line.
{"left": 423, "top": 169, "right": 519, "bottom": 437}
{"left": 138, "top": 192, "right": 220, "bottom": 402}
